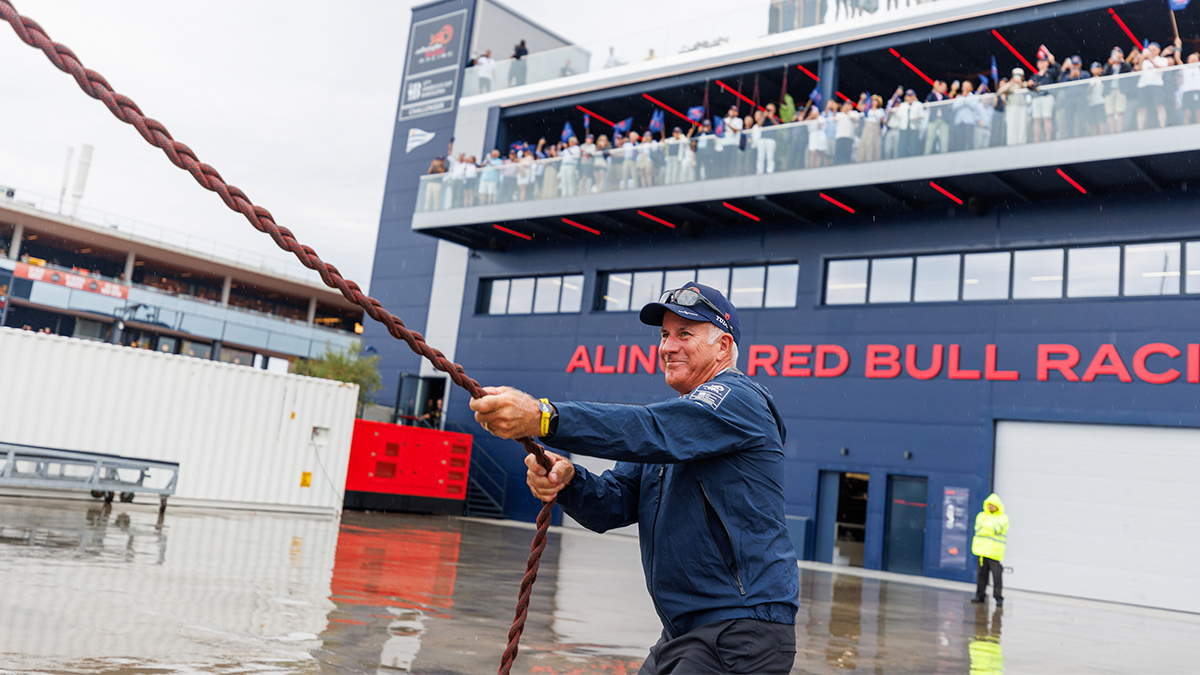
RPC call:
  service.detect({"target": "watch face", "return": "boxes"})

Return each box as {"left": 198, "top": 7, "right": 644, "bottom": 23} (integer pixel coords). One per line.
{"left": 539, "top": 401, "right": 552, "bottom": 414}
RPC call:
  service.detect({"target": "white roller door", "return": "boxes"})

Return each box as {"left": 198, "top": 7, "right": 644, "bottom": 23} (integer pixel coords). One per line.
{"left": 994, "top": 421, "right": 1200, "bottom": 613}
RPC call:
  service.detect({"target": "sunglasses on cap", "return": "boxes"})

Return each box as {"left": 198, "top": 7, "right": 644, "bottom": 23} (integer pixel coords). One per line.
{"left": 659, "top": 287, "right": 724, "bottom": 317}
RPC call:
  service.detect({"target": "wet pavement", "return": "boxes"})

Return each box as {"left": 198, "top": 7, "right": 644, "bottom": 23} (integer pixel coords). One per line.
{"left": 0, "top": 495, "right": 1194, "bottom": 674}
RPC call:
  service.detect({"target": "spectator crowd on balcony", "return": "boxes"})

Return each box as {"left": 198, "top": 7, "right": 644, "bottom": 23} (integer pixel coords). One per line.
{"left": 422, "top": 37, "right": 1198, "bottom": 210}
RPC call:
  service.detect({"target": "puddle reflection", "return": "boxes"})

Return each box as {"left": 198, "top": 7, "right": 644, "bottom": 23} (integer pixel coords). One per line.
{"left": 0, "top": 496, "right": 1194, "bottom": 674}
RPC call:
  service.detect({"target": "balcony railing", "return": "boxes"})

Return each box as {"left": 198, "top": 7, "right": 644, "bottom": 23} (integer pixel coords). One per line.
{"left": 418, "top": 65, "right": 1195, "bottom": 215}
{"left": 3, "top": 260, "right": 356, "bottom": 358}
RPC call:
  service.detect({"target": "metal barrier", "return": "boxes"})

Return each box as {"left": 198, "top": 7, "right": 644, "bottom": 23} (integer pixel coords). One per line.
{"left": 0, "top": 442, "right": 179, "bottom": 513}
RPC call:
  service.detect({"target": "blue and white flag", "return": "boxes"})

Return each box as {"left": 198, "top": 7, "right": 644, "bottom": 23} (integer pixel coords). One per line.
{"left": 808, "top": 86, "right": 822, "bottom": 107}
{"left": 561, "top": 121, "right": 575, "bottom": 143}
{"left": 405, "top": 128, "right": 436, "bottom": 153}
{"left": 648, "top": 109, "right": 664, "bottom": 133}
{"left": 687, "top": 106, "right": 705, "bottom": 123}
{"left": 1170, "top": 0, "right": 1188, "bottom": 10}
{"left": 714, "top": 116, "right": 725, "bottom": 137}
{"left": 991, "top": 55, "right": 999, "bottom": 89}
{"left": 583, "top": 114, "right": 590, "bottom": 132}
{"left": 613, "top": 117, "right": 633, "bottom": 135}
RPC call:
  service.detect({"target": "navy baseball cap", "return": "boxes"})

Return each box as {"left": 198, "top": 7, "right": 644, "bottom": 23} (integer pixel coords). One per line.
{"left": 639, "top": 281, "right": 741, "bottom": 344}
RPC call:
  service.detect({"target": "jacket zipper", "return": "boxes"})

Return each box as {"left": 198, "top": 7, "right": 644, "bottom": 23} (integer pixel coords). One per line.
{"left": 648, "top": 464, "right": 673, "bottom": 636}
{"left": 697, "top": 479, "right": 745, "bottom": 596}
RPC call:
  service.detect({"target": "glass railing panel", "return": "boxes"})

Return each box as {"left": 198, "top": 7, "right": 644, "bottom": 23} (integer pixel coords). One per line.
{"left": 221, "top": 323, "right": 272, "bottom": 351}
{"left": 178, "top": 313, "right": 226, "bottom": 341}
{"left": 267, "top": 332, "right": 313, "bottom": 356}
{"left": 418, "top": 64, "right": 1197, "bottom": 215}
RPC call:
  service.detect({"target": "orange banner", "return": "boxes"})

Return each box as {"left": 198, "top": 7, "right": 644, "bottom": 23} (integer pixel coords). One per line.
{"left": 15, "top": 263, "right": 129, "bottom": 300}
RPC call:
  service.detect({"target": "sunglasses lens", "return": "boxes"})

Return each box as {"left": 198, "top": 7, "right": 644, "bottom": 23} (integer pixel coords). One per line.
{"left": 674, "top": 290, "right": 699, "bottom": 306}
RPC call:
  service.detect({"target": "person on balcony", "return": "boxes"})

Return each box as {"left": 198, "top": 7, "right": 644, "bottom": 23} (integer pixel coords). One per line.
{"left": 508, "top": 40, "right": 528, "bottom": 87}
{"left": 1029, "top": 47, "right": 1060, "bottom": 142}
{"left": 924, "top": 80, "right": 951, "bottom": 154}
{"left": 475, "top": 50, "right": 495, "bottom": 93}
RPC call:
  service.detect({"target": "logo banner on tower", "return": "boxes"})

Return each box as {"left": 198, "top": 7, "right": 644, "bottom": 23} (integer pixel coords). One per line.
{"left": 398, "top": 9, "right": 469, "bottom": 122}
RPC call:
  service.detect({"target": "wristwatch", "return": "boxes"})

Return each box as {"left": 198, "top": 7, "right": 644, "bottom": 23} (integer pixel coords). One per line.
{"left": 538, "top": 398, "right": 558, "bottom": 438}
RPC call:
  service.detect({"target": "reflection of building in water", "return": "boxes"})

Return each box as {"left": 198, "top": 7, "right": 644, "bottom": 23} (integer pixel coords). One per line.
{"left": 324, "top": 522, "right": 460, "bottom": 672}
{"left": 0, "top": 498, "right": 338, "bottom": 660}
{"left": 330, "top": 525, "right": 460, "bottom": 610}
{"left": 550, "top": 529, "right": 658, "bottom": 657}
{"left": 828, "top": 576, "right": 863, "bottom": 669}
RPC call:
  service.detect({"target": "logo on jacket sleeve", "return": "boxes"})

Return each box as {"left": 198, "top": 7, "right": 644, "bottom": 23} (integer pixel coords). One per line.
{"left": 689, "top": 382, "right": 730, "bottom": 410}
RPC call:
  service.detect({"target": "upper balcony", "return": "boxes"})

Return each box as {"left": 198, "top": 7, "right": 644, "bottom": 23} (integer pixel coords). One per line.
{"left": 414, "top": 65, "right": 1200, "bottom": 248}
{"left": 414, "top": 0, "right": 1200, "bottom": 247}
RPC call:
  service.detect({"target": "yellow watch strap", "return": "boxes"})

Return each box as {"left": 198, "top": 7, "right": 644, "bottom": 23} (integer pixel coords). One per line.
{"left": 539, "top": 398, "right": 551, "bottom": 437}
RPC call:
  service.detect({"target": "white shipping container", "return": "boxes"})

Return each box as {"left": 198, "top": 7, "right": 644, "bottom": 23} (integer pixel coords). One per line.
{"left": 0, "top": 327, "right": 358, "bottom": 513}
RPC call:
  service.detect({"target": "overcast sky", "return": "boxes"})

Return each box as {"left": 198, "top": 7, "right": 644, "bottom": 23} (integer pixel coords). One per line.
{"left": 1, "top": 0, "right": 767, "bottom": 292}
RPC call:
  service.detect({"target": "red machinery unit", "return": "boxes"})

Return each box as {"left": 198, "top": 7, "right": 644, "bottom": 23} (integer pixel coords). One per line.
{"left": 343, "top": 419, "right": 472, "bottom": 515}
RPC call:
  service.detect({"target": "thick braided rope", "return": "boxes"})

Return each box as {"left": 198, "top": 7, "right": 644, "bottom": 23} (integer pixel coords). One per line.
{"left": 0, "top": 2, "right": 552, "bottom": 671}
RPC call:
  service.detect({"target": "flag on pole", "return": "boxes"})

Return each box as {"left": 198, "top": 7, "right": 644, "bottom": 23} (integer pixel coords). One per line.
{"left": 714, "top": 116, "right": 725, "bottom": 137}
{"left": 1169, "top": 0, "right": 1188, "bottom": 10}
{"left": 687, "top": 106, "right": 705, "bottom": 123}
{"left": 613, "top": 117, "right": 633, "bottom": 135}
{"left": 561, "top": 121, "right": 575, "bottom": 143}
{"left": 990, "top": 55, "right": 999, "bottom": 89}
{"left": 583, "top": 114, "right": 590, "bottom": 132}
{"left": 648, "top": 109, "right": 665, "bottom": 133}
{"left": 808, "top": 86, "right": 822, "bottom": 107}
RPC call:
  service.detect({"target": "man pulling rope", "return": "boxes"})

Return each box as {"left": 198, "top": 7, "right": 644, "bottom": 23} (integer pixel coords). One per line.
{"left": 472, "top": 282, "right": 799, "bottom": 674}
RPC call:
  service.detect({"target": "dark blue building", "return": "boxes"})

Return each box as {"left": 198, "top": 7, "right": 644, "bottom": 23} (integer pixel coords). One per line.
{"left": 366, "top": 0, "right": 1200, "bottom": 613}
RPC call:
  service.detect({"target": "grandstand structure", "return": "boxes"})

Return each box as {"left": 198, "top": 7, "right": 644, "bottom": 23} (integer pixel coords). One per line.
{"left": 365, "top": 0, "right": 1200, "bottom": 612}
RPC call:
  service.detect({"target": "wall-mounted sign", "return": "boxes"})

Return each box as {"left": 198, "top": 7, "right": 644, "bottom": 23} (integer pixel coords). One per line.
{"left": 398, "top": 9, "right": 469, "bottom": 122}
{"left": 564, "top": 341, "right": 1200, "bottom": 384}
{"left": 939, "top": 487, "right": 971, "bottom": 570}
{"left": 15, "top": 263, "right": 129, "bottom": 300}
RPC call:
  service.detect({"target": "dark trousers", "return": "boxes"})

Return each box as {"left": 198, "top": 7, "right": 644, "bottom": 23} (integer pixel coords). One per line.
{"left": 834, "top": 137, "right": 854, "bottom": 165}
{"left": 639, "top": 619, "right": 796, "bottom": 675}
{"left": 975, "top": 556, "right": 1003, "bottom": 600}
{"left": 951, "top": 123, "right": 975, "bottom": 152}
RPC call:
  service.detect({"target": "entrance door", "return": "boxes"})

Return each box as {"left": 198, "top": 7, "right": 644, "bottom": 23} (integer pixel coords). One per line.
{"left": 815, "top": 471, "right": 869, "bottom": 566}
{"left": 884, "top": 476, "right": 928, "bottom": 575}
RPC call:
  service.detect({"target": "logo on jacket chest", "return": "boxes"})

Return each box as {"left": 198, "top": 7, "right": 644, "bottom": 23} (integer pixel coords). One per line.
{"left": 689, "top": 382, "right": 730, "bottom": 410}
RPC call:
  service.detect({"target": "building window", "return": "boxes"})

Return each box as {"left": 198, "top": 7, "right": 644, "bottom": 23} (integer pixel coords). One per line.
{"left": 825, "top": 259, "right": 869, "bottom": 305}
{"left": 764, "top": 264, "right": 799, "bottom": 308}
{"left": 868, "top": 258, "right": 913, "bottom": 304}
{"left": 1125, "top": 243, "right": 1180, "bottom": 296}
{"left": 480, "top": 274, "right": 584, "bottom": 315}
{"left": 962, "top": 252, "right": 1011, "bottom": 301}
{"left": 730, "top": 266, "right": 766, "bottom": 308}
{"left": 1067, "top": 246, "right": 1120, "bottom": 298}
{"left": 600, "top": 264, "right": 798, "bottom": 311}
{"left": 826, "top": 239, "right": 1200, "bottom": 306}
{"left": 1188, "top": 242, "right": 1200, "bottom": 294}
{"left": 913, "top": 254, "right": 960, "bottom": 302}
{"left": 1012, "top": 249, "right": 1063, "bottom": 299}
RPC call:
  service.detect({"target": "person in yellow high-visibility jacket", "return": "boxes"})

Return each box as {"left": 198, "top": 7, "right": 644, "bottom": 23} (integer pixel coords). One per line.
{"left": 971, "top": 493, "right": 1008, "bottom": 606}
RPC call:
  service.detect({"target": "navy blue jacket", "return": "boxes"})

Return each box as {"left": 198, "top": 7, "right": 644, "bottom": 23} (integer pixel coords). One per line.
{"left": 551, "top": 369, "right": 800, "bottom": 638}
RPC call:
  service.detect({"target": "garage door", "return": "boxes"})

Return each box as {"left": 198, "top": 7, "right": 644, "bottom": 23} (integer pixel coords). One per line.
{"left": 994, "top": 421, "right": 1199, "bottom": 613}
